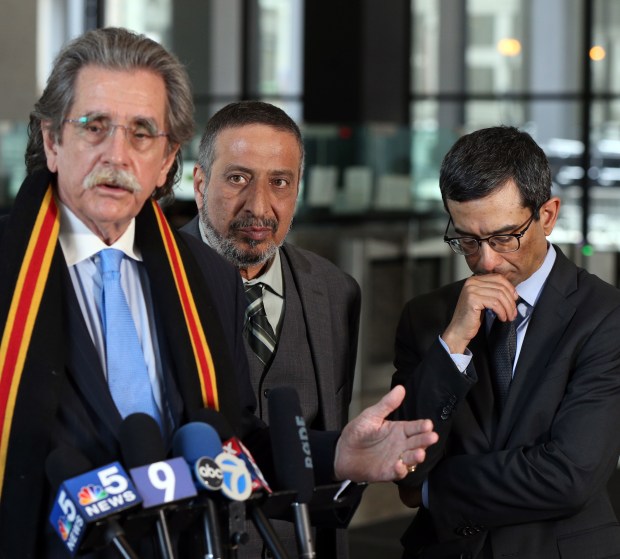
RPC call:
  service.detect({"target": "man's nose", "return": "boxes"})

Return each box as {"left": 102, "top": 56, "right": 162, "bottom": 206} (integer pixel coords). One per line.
{"left": 100, "top": 126, "right": 132, "bottom": 165}
{"left": 244, "top": 181, "right": 271, "bottom": 215}
{"left": 476, "top": 241, "right": 504, "bottom": 272}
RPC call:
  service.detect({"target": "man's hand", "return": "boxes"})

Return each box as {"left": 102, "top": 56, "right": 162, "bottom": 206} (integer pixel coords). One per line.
{"left": 333, "top": 385, "right": 438, "bottom": 482}
{"left": 442, "top": 273, "right": 518, "bottom": 354}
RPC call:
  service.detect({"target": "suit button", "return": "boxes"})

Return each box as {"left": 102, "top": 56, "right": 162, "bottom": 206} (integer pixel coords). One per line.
{"left": 263, "top": 389, "right": 270, "bottom": 398}
{"left": 441, "top": 406, "right": 451, "bottom": 419}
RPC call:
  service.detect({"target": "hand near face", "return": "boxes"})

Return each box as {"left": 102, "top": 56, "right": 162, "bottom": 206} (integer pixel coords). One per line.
{"left": 333, "top": 385, "right": 438, "bottom": 482}
{"left": 442, "top": 273, "right": 518, "bottom": 354}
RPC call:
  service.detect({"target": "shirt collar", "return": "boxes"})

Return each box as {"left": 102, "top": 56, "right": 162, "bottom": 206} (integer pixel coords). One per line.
{"left": 515, "top": 243, "right": 556, "bottom": 309}
{"left": 57, "top": 199, "right": 142, "bottom": 266}
{"left": 243, "top": 249, "right": 283, "bottom": 298}
{"left": 198, "top": 218, "right": 283, "bottom": 297}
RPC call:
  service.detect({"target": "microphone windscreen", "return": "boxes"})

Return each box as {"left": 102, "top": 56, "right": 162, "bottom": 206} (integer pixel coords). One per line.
{"left": 267, "top": 386, "right": 315, "bottom": 503}
{"left": 171, "top": 421, "right": 222, "bottom": 463}
{"left": 190, "top": 408, "right": 235, "bottom": 441}
{"left": 118, "top": 413, "right": 166, "bottom": 468}
{"left": 45, "top": 446, "right": 93, "bottom": 491}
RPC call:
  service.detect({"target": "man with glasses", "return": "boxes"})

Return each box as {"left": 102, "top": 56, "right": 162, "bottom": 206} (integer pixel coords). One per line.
{"left": 391, "top": 126, "right": 620, "bottom": 558}
{"left": 0, "top": 27, "right": 439, "bottom": 558}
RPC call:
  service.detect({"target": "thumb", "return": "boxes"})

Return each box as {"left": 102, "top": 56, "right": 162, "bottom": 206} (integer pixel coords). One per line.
{"left": 369, "top": 385, "right": 406, "bottom": 419}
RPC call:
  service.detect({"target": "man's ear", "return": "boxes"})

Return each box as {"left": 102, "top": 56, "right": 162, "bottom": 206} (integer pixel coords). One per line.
{"left": 540, "top": 196, "right": 561, "bottom": 236}
{"left": 41, "top": 122, "right": 59, "bottom": 173}
{"left": 156, "top": 143, "right": 180, "bottom": 188}
{"left": 193, "top": 164, "right": 206, "bottom": 211}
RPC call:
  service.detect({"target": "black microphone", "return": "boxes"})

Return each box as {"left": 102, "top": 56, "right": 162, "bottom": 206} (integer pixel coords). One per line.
{"left": 46, "top": 445, "right": 141, "bottom": 558}
{"left": 268, "top": 387, "right": 316, "bottom": 559}
{"left": 119, "top": 413, "right": 196, "bottom": 559}
{"left": 189, "top": 409, "right": 291, "bottom": 559}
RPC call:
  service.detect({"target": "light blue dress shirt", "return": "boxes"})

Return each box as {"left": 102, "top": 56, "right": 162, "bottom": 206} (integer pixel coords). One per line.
{"left": 57, "top": 201, "right": 166, "bottom": 419}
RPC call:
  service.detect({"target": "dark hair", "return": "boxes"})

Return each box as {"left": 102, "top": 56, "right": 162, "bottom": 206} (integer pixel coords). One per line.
{"left": 197, "top": 101, "right": 304, "bottom": 183}
{"left": 25, "top": 27, "right": 194, "bottom": 201}
{"left": 439, "top": 126, "right": 552, "bottom": 214}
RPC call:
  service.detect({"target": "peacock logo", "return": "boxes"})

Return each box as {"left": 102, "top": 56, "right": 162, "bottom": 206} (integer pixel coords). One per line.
{"left": 77, "top": 484, "right": 108, "bottom": 505}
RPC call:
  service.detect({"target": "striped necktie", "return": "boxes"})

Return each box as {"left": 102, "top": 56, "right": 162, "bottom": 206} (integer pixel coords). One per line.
{"left": 244, "top": 282, "right": 277, "bottom": 366}
{"left": 99, "top": 249, "right": 162, "bottom": 427}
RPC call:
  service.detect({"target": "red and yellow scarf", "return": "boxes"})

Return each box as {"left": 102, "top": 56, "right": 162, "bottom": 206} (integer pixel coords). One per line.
{"left": 0, "top": 172, "right": 221, "bottom": 522}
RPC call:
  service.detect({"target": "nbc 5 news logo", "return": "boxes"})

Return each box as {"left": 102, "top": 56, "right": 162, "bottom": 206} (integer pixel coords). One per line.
{"left": 50, "top": 462, "right": 141, "bottom": 554}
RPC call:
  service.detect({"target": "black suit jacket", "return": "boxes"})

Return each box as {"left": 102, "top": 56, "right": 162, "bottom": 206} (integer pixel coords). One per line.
{"left": 0, "top": 203, "right": 341, "bottom": 558}
{"left": 392, "top": 246, "right": 620, "bottom": 559}
{"left": 0, "top": 210, "right": 265, "bottom": 557}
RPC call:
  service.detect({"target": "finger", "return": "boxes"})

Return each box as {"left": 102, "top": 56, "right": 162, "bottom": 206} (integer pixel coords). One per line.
{"left": 370, "top": 385, "right": 406, "bottom": 418}
{"left": 403, "top": 418, "right": 435, "bottom": 437}
{"left": 395, "top": 448, "right": 426, "bottom": 478}
{"left": 466, "top": 280, "right": 517, "bottom": 321}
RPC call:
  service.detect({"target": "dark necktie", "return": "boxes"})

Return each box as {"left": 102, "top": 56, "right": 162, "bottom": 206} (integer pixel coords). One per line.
{"left": 99, "top": 249, "right": 162, "bottom": 426}
{"left": 244, "top": 282, "right": 277, "bottom": 366}
{"left": 488, "top": 298, "right": 527, "bottom": 413}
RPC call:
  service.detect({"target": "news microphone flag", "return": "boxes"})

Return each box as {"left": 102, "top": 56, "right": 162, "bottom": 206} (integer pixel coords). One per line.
{"left": 191, "top": 408, "right": 272, "bottom": 493}
{"left": 49, "top": 462, "right": 141, "bottom": 556}
{"left": 129, "top": 457, "right": 197, "bottom": 509}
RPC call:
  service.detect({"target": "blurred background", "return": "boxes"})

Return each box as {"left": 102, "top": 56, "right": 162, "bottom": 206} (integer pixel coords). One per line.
{"left": 2, "top": 1, "right": 620, "bottom": 555}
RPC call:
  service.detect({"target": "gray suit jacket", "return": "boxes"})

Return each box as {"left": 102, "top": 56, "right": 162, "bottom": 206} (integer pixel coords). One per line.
{"left": 392, "top": 246, "right": 620, "bottom": 559}
{"left": 181, "top": 216, "right": 361, "bottom": 558}
{"left": 181, "top": 216, "right": 361, "bottom": 431}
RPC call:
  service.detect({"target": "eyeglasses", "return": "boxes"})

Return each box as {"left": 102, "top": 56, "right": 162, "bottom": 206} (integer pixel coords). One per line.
{"left": 443, "top": 210, "right": 539, "bottom": 256}
{"left": 63, "top": 116, "right": 169, "bottom": 152}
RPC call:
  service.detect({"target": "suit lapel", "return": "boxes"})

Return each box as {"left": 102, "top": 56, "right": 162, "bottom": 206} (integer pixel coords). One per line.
{"left": 281, "top": 245, "right": 339, "bottom": 430}
{"left": 468, "top": 328, "right": 498, "bottom": 444}
{"left": 494, "top": 248, "right": 578, "bottom": 447}
{"left": 62, "top": 266, "right": 122, "bottom": 450}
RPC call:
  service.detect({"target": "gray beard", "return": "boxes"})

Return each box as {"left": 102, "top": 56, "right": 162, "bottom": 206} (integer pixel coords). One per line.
{"left": 198, "top": 208, "right": 282, "bottom": 270}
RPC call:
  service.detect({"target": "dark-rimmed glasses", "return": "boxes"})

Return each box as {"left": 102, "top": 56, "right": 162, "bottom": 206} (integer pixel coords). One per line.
{"left": 443, "top": 210, "right": 539, "bottom": 256}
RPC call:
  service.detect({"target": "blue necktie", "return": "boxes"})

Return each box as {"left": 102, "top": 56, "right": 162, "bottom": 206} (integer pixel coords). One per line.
{"left": 99, "top": 249, "right": 161, "bottom": 426}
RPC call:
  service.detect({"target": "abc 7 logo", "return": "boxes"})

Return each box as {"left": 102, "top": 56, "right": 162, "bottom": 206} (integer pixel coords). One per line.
{"left": 215, "top": 454, "right": 252, "bottom": 501}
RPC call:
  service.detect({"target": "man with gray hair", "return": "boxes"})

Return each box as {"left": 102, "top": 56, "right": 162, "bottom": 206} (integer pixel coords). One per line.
{"left": 183, "top": 100, "right": 361, "bottom": 557}
{"left": 0, "top": 28, "right": 437, "bottom": 559}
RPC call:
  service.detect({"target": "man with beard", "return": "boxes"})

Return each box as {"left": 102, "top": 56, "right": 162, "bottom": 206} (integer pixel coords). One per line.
{"left": 182, "top": 100, "right": 361, "bottom": 557}
{"left": 0, "top": 29, "right": 439, "bottom": 558}
{"left": 391, "top": 126, "right": 620, "bottom": 558}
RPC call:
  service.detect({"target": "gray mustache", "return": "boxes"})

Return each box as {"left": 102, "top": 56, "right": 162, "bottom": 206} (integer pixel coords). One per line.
{"left": 83, "top": 168, "right": 142, "bottom": 193}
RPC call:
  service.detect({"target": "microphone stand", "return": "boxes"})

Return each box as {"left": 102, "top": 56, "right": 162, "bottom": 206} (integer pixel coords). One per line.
{"left": 155, "top": 509, "right": 176, "bottom": 559}
{"left": 248, "top": 503, "right": 291, "bottom": 559}
{"left": 291, "top": 503, "right": 315, "bottom": 559}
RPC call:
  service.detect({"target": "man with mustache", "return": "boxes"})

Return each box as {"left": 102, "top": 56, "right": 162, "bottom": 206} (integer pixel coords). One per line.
{"left": 182, "top": 101, "right": 361, "bottom": 557}
{"left": 391, "top": 126, "right": 620, "bottom": 558}
{"left": 0, "top": 28, "right": 437, "bottom": 559}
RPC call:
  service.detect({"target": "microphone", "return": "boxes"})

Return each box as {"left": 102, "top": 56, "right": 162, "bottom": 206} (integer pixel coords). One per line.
{"left": 172, "top": 421, "right": 229, "bottom": 558}
{"left": 189, "top": 409, "right": 290, "bottom": 559}
{"left": 268, "top": 386, "right": 316, "bottom": 559}
{"left": 191, "top": 407, "right": 272, "bottom": 494}
{"left": 119, "top": 413, "right": 197, "bottom": 559}
{"left": 46, "top": 445, "right": 141, "bottom": 558}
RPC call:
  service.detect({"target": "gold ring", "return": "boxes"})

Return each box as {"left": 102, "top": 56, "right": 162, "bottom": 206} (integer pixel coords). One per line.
{"left": 400, "top": 454, "right": 417, "bottom": 474}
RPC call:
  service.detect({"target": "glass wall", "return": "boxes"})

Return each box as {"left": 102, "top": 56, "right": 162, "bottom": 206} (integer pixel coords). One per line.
{"left": 3, "top": 0, "right": 620, "bottom": 256}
